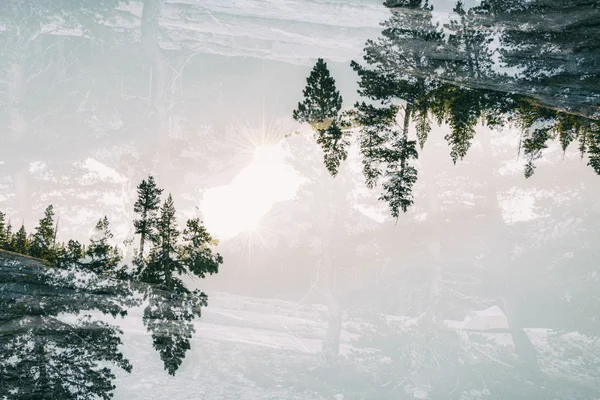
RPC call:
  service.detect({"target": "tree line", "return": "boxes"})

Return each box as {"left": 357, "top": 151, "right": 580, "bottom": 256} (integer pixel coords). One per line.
{"left": 0, "top": 175, "right": 222, "bottom": 399}
{"left": 293, "top": 0, "right": 600, "bottom": 218}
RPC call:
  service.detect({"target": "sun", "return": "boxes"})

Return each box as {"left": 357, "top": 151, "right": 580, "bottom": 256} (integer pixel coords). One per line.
{"left": 199, "top": 142, "right": 301, "bottom": 241}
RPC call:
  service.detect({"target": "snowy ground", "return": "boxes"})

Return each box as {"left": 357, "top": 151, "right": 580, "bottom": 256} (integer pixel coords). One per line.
{"left": 109, "top": 291, "right": 600, "bottom": 399}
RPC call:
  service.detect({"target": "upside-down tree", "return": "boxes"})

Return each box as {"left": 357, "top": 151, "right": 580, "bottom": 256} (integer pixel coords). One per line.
{"left": 136, "top": 192, "right": 223, "bottom": 375}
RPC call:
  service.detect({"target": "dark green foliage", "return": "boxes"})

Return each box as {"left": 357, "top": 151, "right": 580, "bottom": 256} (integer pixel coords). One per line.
{"left": 142, "top": 194, "right": 181, "bottom": 287}
{"left": 29, "top": 205, "right": 56, "bottom": 261}
{"left": 143, "top": 287, "right": 207, "bottom": 376}
{"left": 84, "top": 216, "right": 122, "bottom": 276}
{"left": 587, "top": 129, "right": 600, "bottom": 174}
{"left": 0, "top": 174, "right": 224, "bottom": 391}
{"left": 353, "top": 103, "right": 400, "bottom": 189}
{"left": 294, "top": 0, "right": 599, "bottom": 215}
{"left": 0, "top": 212, "right": 7, "bottom": 249}
{"left": 496, "top": 0, "right": 600, "bottom": 118}
{"left": 293, "top": 58, "right": 350, "bottom": 176}
{"left": 3, "top": 221, "right": 13, "bottom": 252}
{"left": 55, "top": 239, "right": 86, "bottom": 268}
{"left": 137, "top": 193, "right": 223, "bottom": 376}
{"left": 315, "top": 120, "right": 352, "bottom": 177}
{"left": 180, "top": 218, "right": 222, "bottom": 279}
{"left": 0, "top": 256, "right": 132, "bottom": 400}
{"left": 353, "top": 103, "right": 419, "bottom": 217}
{"left": 133, "top": 175, "right": 163, "bottom": 264}
{"left": 347, "top": 0, "right": 444, "bottom": 215}
{"left": 293, "top": 58, "right": 343, "bottom": 125}
{"left": 12, "top": 224, "right": 29, "bottom": 254}
{"left": 380, "top": 145, "right": 419, "bottom": 217}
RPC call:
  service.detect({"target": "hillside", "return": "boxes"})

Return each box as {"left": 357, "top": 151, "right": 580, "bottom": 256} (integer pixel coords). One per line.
{"left": 2, "top": 251, "right": 598, "bottom": 399}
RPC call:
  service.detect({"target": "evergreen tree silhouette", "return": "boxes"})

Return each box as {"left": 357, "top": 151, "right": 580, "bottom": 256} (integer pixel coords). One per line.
{"left": 138, "top": 194, "right": 222, "bottom": 375}
{"left": 0, "top": 256, "right": 133, "bottom": 400}
{"left": 293, "top": 58, "right": 351, "bottom": 176}
{"left": 0, "top": 212, "right": 7, "bottom": 250}
{"left": 133, "top": 175, "right": 163, "bottom": 268}
{"left": 12, "top": 224, "right": 29, "bottom": 254}
{"left": 85, "top": 216, "right": 122, "bottom": 276}
{"left": 29, "top": 205, "right": 56, "bottom": 261}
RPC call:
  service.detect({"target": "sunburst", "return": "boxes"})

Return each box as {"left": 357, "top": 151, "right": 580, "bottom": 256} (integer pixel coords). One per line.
{"left": 199, "top": 116, "right": 302, "bottom": 245}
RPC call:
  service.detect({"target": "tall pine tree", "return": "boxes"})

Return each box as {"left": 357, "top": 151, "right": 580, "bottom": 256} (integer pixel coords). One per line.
{"left": 133, "top": 175, "right": 163, "bottom": 267}
{"left": 293, "top": 58, "right": 351, "bottom": 176}
{"left": 85, "top": 216, "right": 122, "bottom": 276}
{"left": 0, "top": 212, "right": 7, "bottom": 250}
{"left": 346, "top": 0, "right": 446, "bottom": 216}
{"left": 0, "top": 254, "right": 133, "bottom": 399}
{"left": 12, "top": 224, "right": 29, "bottom": 254}
{"left": 29, "top": 205, "right": 56, "bottom": 261}
{"left": 137, "top": 194, "right": 222, "bottom": 376}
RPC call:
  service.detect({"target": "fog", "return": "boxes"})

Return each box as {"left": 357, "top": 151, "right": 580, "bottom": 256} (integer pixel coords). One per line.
{"left": 1, "top": 0, "right": 599, "bottom": 399}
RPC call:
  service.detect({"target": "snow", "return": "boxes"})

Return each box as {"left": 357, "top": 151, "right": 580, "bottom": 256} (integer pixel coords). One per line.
{"left": 460, "top": 306, "right": 509, "bottom": 330}
{"left": 22, "top": 0, "right": 388, "bottom": 66}
{"left": 79, "top": 158, "right": 128, "bottom": 184}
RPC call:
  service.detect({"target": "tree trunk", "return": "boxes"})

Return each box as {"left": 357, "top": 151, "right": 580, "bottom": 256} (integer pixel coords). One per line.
{"left": 141, "top": 0, "right": 171, "bottom": 180}
{"left": 9, "top": 59, "right": 32, "bottom": 224}
{"left": 501, "top": 295, "right": 539, "bottom": 369}
{"left": 425, "top": 180, "right": 443, "bottom": 320}
{"left": 33, "top": 335, "right": 49, "bottom": 396}
{"left": 321, "top": 248, "right": 342, "bottom": 360}
{"left": 479, "top": 128, "right": 540, "bottom": 371}
{"left": 320, "top": 184, "right": 342, "bottom": 360}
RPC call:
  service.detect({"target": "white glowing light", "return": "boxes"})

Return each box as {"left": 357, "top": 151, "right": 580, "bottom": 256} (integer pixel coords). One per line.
{"left": 200, "top": 143, "right": 300, "bottom": 240}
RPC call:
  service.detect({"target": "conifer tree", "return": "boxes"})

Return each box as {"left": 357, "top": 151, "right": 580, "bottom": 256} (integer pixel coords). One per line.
{"left": 3, "top": 221, "right": 14, "bottom": 252}
{"left": 133, "top": 175, "right": 163, "bottom": 265}
{"left": 293, "top": 58, "right": 343, "bottom": 126}
{"left": 0, "top": 255, "right": 133, "bottom": 399}
{"left": 12, "top": 224, "right": 29, "bottom": 254}
{"left": 0, "top": 212, "right": 7, "bottom": 249}
{"left": 293, "top": 58, "right": 351, "bottom": 176}
{"left": 144, "top": 194, "right": 181, "bottom": 287}
{"left": 353, "top": 102, "right": 419, "bottom": 217}
{"left": 55, "top": 239, "right": 86, "bottom": 268}
{"left": 85, "top": 216, "right": 122, "bottom": 275}
{"left": 138, "top": 194, "right": 223, "bottom": 375}
{"left": 29, "top": 205, "right": 56, "bottom": 260}
{"left": 179, "top": 218, "right": 223, "bottom": 278}
{"left": 342, "top": 0, "right": 445, "bottom": 215}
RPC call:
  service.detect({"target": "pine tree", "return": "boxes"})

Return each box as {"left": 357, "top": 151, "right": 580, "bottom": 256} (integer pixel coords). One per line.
{"left": 29, "top": 205, "right": 56, "bottom": 261}
{"left": 293, "top": 58, "right": 351, "bottom": 176}
{"left": 0, "top": 212, "right": 7, "bottom": 250}
{"left": 143, "top": 194, "right": 181, "bottom": 288}
{"left": 495, "top": 0, "right": 600, "bottom": 118}
{"left": 0, "top": 254, "right": 133, "bottom": 399}
{"left": 133, "top": 175, "right": 163, "bottom": 266}
{"left": 12, "top": 224, "right": 29, "bottom": 254}
{"left": 345, "top": 0, "right": 446, "bottom": 215}
{"left": 179, "top": 218, "right": 223, "bottom": 279}
{"left": 4, "top": 221, "right": 14, "bottom": 252}
{"left": 353, "top": 102, "right": 420, "bottom": 217}
{"left": 55, "top": 239, "right": 86, "bottom": 268}
{"left": 138, "top": 194, "right": 222, "bottom": 376}
{"left": 85, "top": 216, "right": 122, "bottom": 275}
{"left": 293, "top": 58, "right": 343, "bottom": 126}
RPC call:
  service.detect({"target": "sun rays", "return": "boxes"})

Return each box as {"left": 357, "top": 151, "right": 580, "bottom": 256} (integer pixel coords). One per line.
{"left": 199, "top": 119, "right": 302, "bottom": 246}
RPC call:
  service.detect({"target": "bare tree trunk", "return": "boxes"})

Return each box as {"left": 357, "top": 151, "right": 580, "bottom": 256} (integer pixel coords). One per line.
{"left": 321, "top": 242, "right": 342, "bottom": 360}
{"left": 425, "top": 181, "right": 443, "bottom": 320}
{"left": 141, "top": 0, "right": 170, "bottom": 180}
{"left": 501, "top": 295, "right": 539, "bottom": 369}
{"left": 320, "top": 185, "right": 342, "bottom": 361}
{"left": 9, "top": 59, "right": 32, "bottom": 224}
{"left": 479, "top": 128, "right": 540, "bottom": 370}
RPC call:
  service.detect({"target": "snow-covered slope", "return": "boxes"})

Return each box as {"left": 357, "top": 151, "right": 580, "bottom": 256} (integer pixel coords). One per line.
{"left": 39, "top": 0, "right": 389, "bottom": 65}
